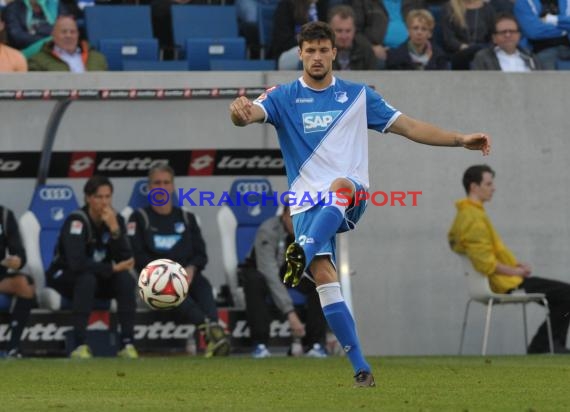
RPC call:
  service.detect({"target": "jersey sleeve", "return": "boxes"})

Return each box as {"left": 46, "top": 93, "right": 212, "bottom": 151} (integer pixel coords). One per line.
{"left": 253, "top": 86, "right": 281, "bottom": 128}
{"left": 365, "top": 85, "right": 402, "bottom": 133}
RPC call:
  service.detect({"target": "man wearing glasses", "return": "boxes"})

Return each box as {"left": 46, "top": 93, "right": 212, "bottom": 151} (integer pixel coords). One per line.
{"left": 472, "top": 13, "right": 543, "bottom": 71}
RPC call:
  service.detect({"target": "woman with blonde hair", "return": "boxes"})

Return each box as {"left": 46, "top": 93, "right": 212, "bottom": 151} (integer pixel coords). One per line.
{"left": 387, "top": 8, "right": 448, "bottom": 70}
{"left": 441, "top": 0, "right": 495, "bottom": 69}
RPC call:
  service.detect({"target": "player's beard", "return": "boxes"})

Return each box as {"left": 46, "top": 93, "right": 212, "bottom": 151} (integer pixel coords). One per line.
{"left": 307, "top": 66, "right": 329, "bottom": 81}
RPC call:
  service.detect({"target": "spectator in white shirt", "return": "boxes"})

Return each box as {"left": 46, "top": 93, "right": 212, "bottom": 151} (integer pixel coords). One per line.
{"left": 472, "top": 13, "right": 543, "bottom": 71}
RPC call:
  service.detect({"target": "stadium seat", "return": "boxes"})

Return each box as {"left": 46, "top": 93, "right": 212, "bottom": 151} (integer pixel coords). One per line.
{"left": 186, "top": 38, "right": 246, "bottom": 70}
{"left": 555, "top": 59, "right": 570, "bottom": 70}
{"left": 457, "top": 255, "right": 554, "bottom": 355}
{"left": 84, "top": 5, "right": 154, "bottom": 49}
{"left": 122, "top": 60, "right": 189, "bottom": 71}
{"left": 217, "top": 178, "right": 305, "bottom": 309}
{"left": 98, "top": 38, "right": 159, "bottom": 71}
{"left": 258, "top": 2, "right": 277, "bottom": 59}
{"left": 19, "top": 185, "right": 110, "bottom": 311}
{"left": 171, "top": 5, "right": 241, "bottom": 58}
{"left": 209, "top": 58, "right": 276, "bottom": 71}
{"left": 0, "top": 293, "right": 12, "bottom": 312}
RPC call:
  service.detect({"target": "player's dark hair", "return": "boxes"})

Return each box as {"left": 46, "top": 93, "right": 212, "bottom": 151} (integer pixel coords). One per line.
{"left": 84, "top": 175, "right": 113, "bottom": 196}
{"left": 298, "top": 21, "right": 335, "bottom": 49}
{"left": 462, "top": 165, "right": 495, "bottom": 194}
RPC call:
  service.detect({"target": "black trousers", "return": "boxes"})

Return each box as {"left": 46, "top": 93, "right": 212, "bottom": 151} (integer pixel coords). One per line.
{"left": 51, "top": 270, "right": 136, "bottom": 347}
{"left": 520, "top": 276, "right": 570, "bottom": 351}
{"left": 242, "top": 267, "right": 327, "bottom": 348}
{"left": 171, "top": 271, "right": 218, "bottom": 325}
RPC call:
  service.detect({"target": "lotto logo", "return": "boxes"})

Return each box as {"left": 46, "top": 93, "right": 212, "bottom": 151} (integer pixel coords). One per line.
{"left": 302, "top": 111, "right": 342, "bottom": 133}
{"left": 39, "top": 187, "right": 74, "bottom": 201}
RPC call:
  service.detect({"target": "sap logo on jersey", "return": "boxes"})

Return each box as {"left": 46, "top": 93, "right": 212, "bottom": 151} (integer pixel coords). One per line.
{"left": 153, "top": 234, "right": 181, "bottom": 251}
{"left": 302, "top": 111, "right": 341, "bottom": 133}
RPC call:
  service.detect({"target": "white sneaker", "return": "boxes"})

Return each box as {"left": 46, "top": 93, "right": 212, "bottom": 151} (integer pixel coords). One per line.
{"left": 305, "top": 343, "right": 328, "bottom": 358}
{"left": 251, "top": 344, "right": 271, "bottom": 359}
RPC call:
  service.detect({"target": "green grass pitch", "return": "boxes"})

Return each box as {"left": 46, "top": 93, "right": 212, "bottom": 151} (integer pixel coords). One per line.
{"left": 1, "top": 355, "right": 569, "bottom": 411}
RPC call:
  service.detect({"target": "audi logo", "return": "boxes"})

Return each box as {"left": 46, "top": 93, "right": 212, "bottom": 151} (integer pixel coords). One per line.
{"left": 39, "top": 187, "right": 74, "bottom": 201}
{"left": 236, "top": 181, "right": 270, "bottom": 193}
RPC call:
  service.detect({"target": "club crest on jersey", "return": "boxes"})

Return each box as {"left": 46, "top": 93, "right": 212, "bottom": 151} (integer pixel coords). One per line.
{"left": 302, "top": 110, "right": 341, "bottom": 133}
{"left": 334, "top": 91, "right": 348, "bottom": 103}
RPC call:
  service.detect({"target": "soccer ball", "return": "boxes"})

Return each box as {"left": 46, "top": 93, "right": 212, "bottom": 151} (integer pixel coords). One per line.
{"left": 138, "top": 259, "right": 190, "bottom": 310}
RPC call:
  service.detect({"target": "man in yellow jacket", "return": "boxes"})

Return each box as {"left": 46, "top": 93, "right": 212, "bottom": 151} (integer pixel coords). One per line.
{"left": 449, "top": 164, "right": 570, "bottom": 354}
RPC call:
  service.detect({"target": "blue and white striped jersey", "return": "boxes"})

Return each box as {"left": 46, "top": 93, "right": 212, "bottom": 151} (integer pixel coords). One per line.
{"left": 254, "top": 76, "right": 402, "bottom": 214}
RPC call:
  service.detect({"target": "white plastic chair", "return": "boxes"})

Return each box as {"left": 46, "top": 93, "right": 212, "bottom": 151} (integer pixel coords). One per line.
{"left": 457, "top": 255, "right": 554, "bottom": 355}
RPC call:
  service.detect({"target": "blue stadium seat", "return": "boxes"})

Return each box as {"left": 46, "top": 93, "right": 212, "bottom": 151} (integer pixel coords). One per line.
{"left": 85, "top": 5, "right": 154, "bottom": 49}
{"left": 171, "top": 5, "right": 240, "bottom": 58}
{"left": 98, "top": 38, "right": 159, "bottom": 71}
{"left": 210, "top": 58, "right": 276, "bottom": 71}
{"left": 0, "top": 294, "right": 12, "bottom": 312}
{"left": 217, "top": 178, "right": 306, "bottom": 309}
{"left": 258, "top": 3, "right": 277, "bottom": 59}
{"left": 19, "top": 185, "right": 110, "bottom": 311}
{"left": 122, "top": 60, "right": 189, "bottom": 71}
{"left": 186, "top": 37, "right": 246, "bottom": 70}
{"left": 555, "top": 59, "right": 570, "bottom": 70}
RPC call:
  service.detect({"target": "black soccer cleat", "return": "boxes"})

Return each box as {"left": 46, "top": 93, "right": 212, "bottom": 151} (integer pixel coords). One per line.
{"left": 353, "top": 370, "right": 376, "bottom": 388}
{"left": 283, "top": 242, "right": 306, "bottom": 287}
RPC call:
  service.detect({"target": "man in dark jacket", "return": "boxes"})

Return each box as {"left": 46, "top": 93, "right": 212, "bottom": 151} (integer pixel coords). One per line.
{"left": 128, "top": 165, "right": 230, "bottom": 357}
{"left": 28, "top": 15, "right": 107, "bottom": 72}
{"left": 47, "top": 176, "right": 137, "bottom": 359}
{"left": 0, "top": 205, "right": 35, "bottom": 358}
{"left": 472, "top": 13, "right": 542, "bottom": 71}
{"left": 329, "top": 5, "right": 378, "bottom": 70}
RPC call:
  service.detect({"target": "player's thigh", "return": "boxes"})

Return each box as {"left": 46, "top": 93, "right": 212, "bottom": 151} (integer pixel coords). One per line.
{"left": 310, "top": 256, "right": 338, "bottom": 286}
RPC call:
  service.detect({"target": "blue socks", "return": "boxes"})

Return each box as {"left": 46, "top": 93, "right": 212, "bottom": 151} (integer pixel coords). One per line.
{"left": 317, "top": 283, "right": 370, "bottom": 374}
{"left": 302, "top": 205, "right": 345, "bottom": 265}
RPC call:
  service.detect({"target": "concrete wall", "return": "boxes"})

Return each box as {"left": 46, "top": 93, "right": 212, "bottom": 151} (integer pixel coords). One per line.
{"left": 1, "top": 72, "right": 569, "bottom": 355}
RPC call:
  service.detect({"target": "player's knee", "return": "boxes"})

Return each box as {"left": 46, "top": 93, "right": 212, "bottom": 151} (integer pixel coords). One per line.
{"left": 329, "top": 178, "right": 354, "bottom": 195}
{"left": 14, "top": 275, "right": 35, "bottom": 299}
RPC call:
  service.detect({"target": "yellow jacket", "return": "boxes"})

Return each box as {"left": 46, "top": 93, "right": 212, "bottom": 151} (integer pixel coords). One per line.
{"left": 448, "top": 198, "right": 523, "bottom": 294}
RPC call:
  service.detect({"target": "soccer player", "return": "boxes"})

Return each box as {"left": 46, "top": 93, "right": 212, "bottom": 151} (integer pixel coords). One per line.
{"left": 229, "top": 21, "right": 491, "bottom": 387}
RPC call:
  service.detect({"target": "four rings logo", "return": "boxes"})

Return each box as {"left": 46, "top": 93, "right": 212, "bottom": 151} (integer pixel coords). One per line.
{"left": 236, "top": 181, "right": 271, "bottom": 193}
{"left": 39, "top": 187, "right": 73, "bottom": 201}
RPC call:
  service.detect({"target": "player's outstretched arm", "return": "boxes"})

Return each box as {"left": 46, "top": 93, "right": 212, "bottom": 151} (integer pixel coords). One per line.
{"left": 388, "top": 114, "right": 491, "bottom": 155}
{"left": 229, "top": 96, "right": 265, "bottom": 127}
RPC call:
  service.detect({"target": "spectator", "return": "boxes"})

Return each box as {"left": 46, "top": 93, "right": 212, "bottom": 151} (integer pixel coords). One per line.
{"left": 2, "top": 0, "right": 68, "bottom": 57}
{"left": 241, "top": 203, "right": 328, "bottom": 358}
{"left": 472, "top": 13, "right": 542, "bottom": 71}
{"left": 27, "top": 15, "right": 107, "bottom": 72}
{"left": 0, "top": 205, "right": 35, "bottom": 358}
{"left": 514, "top": 0, "right": 570, "bottom": 70}
{"left": 46, "top": 176, "right": 138, "bottom": 359}
{"left": 351, "top": 0, "right": 426, "bottom": 67}
{"left": 441, "top": 0, "right": 495, "bottom": 69}
{"left": 127, "top": 165, "right": 230, "bottom": 358}
{"left": 328, "top": 4, "right": 377, "bottom": 70}
{"left": 0, "top": 12, "right": 28, "bottom": 71}
{"left": 448, "top": 165, "right": 570, "bottom": 354}
{"left": 272, "top": 0, "right": 330, "bottom": 69}
{"left": 386, "top": 8, "right": 448, "bottom": 70}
